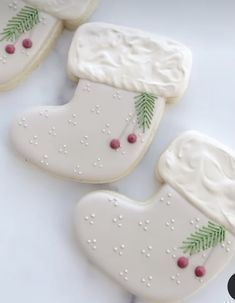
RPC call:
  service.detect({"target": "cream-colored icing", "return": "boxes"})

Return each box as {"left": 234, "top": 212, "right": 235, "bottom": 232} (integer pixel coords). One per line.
{"left": 11, "top": 79, "right": 165, "bottom": 183}
{"left": 68, "top": 23, "right": 192, "bottom": 102}
{"left": 75, "top": 185, "right": 234, "bottom": 303}
{"left": 158, "top": 131, "right": 235, "bottom": 235}
{"left": 0, "top": 0, "right": 61, "bottom": 89}
{"left": 24, "top": 0, "right": 95, "bottom": 21}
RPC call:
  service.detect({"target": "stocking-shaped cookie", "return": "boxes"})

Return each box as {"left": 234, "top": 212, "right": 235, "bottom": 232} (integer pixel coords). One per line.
{"left": 0, "top": 0, "right": 99, "bottom": 91}
{"left": 75, "top": 131, "right": 235, "bottom": 303}
{"left": 11, "top": 22, "right": 192, "bottom": 183}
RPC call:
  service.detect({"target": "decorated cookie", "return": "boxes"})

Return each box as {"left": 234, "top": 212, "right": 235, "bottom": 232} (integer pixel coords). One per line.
{"left": 11, "top": 22, "right": 192, "bottom": 183}
{"left": 0, "top": 0, "right": 99, "bottom": 91}
{"left": 75, "top": 131, "right": 235, "bottom": 303}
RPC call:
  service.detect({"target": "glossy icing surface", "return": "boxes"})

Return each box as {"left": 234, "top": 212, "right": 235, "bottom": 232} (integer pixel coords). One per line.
{"left": 75, "top": 184, "right": 235, "bottom": 303}
{"left": 11, "top": 79, "right": 165, "bottom": 183}
{"left": 25, "top": 0, "right": 95, "bottom": 21}
{"left": 68, "top": 23, "right": 192, "bottom": 102}
{"left": 0, "top": 0, "right": 60, "bottom": 87}
{"left": 158, "top": 131, "right": 235, "bottom": 235}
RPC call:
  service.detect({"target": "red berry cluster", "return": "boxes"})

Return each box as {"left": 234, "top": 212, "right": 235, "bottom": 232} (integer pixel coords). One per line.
{"left": 177, "top": 256, "right": 206, "bottom": 277}
{"left": 5, "top": 39, "right": 33, "bottom": 55}
{"left": 110, "top": 133, "right": 137, "bottom": 150}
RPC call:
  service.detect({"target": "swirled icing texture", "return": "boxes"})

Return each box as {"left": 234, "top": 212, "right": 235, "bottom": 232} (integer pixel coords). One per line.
{"left": 24, "top": 0, "right": 92, "bottom": 20}
{"left": 158, "top": 131, "right": 235, "bottom": 235}
{"left": 68, "top": 23, "right": 192, "bottom": 102}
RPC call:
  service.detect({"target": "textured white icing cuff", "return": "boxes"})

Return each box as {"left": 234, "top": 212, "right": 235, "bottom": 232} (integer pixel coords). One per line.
{"left": 158, "top": 131, "right": 235, "bottom": 235}
{"left": 24, "top": 0, "right": 95, "bottom": 21}
{"left": 68, "top": 22, "right": 192, "bottom": 102}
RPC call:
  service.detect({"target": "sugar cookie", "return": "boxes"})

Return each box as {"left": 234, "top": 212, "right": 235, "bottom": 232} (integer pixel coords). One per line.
{"left": 11, "top": 23, "right": 192, "bottom": 183}
{"left": 75, "top": 131, "right": 235, "bottom": 303}
{"left": 0, "top": 0, "right": 99, "bottom": 91}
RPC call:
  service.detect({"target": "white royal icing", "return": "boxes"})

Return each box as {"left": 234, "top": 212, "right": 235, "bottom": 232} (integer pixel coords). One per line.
{"left": 68, "top": 23, "right": 192, "bottom": 102}
{"left": 158, "top": 131, "right": 235, "bottom": 235}
{"left": 11, "top": 79, "right": 165, "bottom": 183}
{"left": 75, "top": 184, "right": 235, "bottom": 302}
{"left": 24, "top": 0, "right": 97, "bottom": 21}
{"left": 0, "top": 0, "right": 60, "bottom": 89}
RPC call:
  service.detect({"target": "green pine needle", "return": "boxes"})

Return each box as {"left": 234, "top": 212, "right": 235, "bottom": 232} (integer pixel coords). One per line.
{"left": 181, "top": 221, "right": 226, "bottom": 256}
{"left": 0, "top": 6, "right": 40, "bottom": 42}
{"left": 135, "top": 92, "right": 157, "bottom": 133}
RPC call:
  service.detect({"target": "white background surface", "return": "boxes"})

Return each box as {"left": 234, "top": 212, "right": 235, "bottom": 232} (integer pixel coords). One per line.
{"left": 1, "top": 0, "right": 235, "bottom": 302}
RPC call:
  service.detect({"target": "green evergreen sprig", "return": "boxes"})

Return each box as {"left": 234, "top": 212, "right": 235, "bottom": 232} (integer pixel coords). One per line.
{"left": 181, "top": 221, "right": 226, "bottom": 256}
{"left": 135, "top": 92, "right": 157, "bottom": 133}
{"left": 0, "top": 6, "right": 40, "bottom": 42}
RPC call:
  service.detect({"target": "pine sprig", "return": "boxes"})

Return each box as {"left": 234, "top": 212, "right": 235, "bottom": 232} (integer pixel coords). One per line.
{"left": 181, "top": 221, "right": 226, "bottom": 256}
{"left": 135, "top": 92, "right": 157, "bottom": 133}
{"left": 0, "top": 6, "right": 40, "bottom": 42}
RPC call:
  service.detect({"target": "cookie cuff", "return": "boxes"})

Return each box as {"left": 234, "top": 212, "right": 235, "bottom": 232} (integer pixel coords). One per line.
{"left": 157, "top": 131, "right": 235, "bottom": 235}
{"left": 23, "top": 0, "right": 98, "bottom": 22}
{"left": 68, "top": 22, "right": 192, "bottom": 102}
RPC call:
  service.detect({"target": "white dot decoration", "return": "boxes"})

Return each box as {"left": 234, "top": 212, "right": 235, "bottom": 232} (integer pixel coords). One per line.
{"left": 0, "top": 54, "right": 8, "bottom": 65}
{"left": 83, "top": 83, "right": 91, "bottom": 92}
{"left": 80, "top": 135, "right": 89, "bottom": 147}
{"left": 68, "top": 114, "right": 79, "bottom": 126}
{"left": 140, "top": 275, "right": 153, "bottom": 288}
{"left": 141, "top": 245, "right": 153, "bottom": 258}
{"left": 93, "top": 157, "right": 103, "bottom": 168}
{"left": 21, "top": 49, "right": 30, "bottom": 57}
{"left": 18, "top": 117, "right": 28, "bottom": 128}
{"left": 112, "top": 215, "right": 124, "bottom": 228}
{"left": 138, "top": 220, "right": 150, "bottom": 231}
{"left": 101, "top": 123, "right": 112, "bottom": 135}
{"left": 48, "top": 126, "right": 56, "bottom": 136}
{"left": 119, "top": 269, "right": 128, "bottom": 281}
{"left": 165, "top": 246, "right": 178, "bottom": 259}
{"left": 87, "top": 239, "right": 97, "bottom": 250}
{"left": 159, "top": 194, "right": 173, "bottom": 206}
{"left": 189, "top": 217, "right": 202, "bottom": 230}
{"left": 113, "top": 90, "right": 121, "bottom": 100}
{"left": 29, "top": 135, "right": 38, "bottom": 145}
{"left": 58, "top": 144, "right": 68, "bottom": 155}
{"left": 113, "top": 244, "right": 125, "bottom": 256}
{"left": 170, "top": 272, "right": 181, "bottom": 286}
{"left": 40, "top": 154, "right": 49, "bottom": 166}
{"left": 39, "top": 15, "right": 47, "bottom": 25}
{"left": 39, "top": 109, "right": 49, "bottom": 118}
{"left": 202, "top": 253, "right": 207, "bottom": 259}
{"left": 73, "top": 164, "right": 83, "bottom": 176}
{"left": 125, "top": 112, "right": 135, "bottom": 123}
{"left": 84, "top": 213, "right": 96, "bottom": 225}
{"left": 108, "top": 197, "right": 119, "bottom": 207}
{"left": 8, "top": 1, "right": 18, "bottom": 10}
{"left": 165, "top": 218, "right": 176, "bottom": 231}
{"left": 91, "top": 104, "right": 101, "bottom": 115}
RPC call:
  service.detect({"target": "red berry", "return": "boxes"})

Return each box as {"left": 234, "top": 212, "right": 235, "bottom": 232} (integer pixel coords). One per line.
{"left": 177, "top": 256, "right": 189, "bottom": 269}
{"left": 127, "top": 133, "right": 137, "bottom": 144}
{"left": 110, "top": 139, "right": 120, "bottom": 150}
{"left": 22, "top": 39, "right": 33, "bottom": 49}
{"left": 195, "top": 266, "right": 206, "bottom": 277}
{"left": 5, "top": 44, "right": 15, "bottom": 54}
